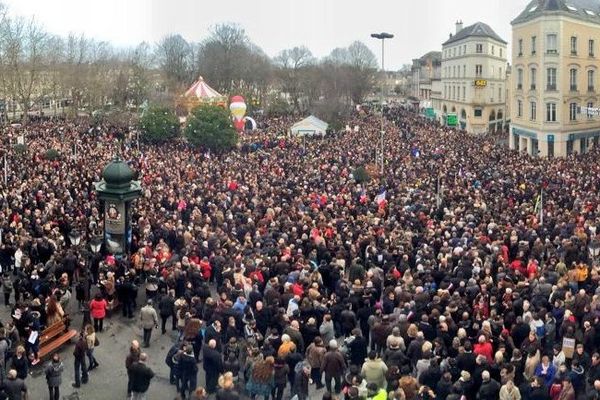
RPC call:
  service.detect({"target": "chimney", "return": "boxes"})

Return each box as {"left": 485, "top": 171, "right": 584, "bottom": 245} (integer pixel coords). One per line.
{"left": 456, "top": 20, "right": 463, "bottom": 34}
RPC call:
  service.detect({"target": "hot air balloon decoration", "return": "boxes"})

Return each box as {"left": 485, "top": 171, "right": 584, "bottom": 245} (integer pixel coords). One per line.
{"left": 229, "top": 96, "right": 247, "bottom": 132}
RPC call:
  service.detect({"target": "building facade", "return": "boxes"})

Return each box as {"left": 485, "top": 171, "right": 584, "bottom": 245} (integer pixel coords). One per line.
{"left": 431, "top": 21, "right": 508, "bottom": 134}
{"left": 510, "top": 0, "right": 600, "bottom": 157}
{"left": 411, "top": 51, "right": 442, "bottom": 101}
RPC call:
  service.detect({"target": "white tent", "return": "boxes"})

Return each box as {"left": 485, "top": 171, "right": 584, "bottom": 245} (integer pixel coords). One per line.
{"left": 290, "top": 115, "right": 329, "bottom": 136}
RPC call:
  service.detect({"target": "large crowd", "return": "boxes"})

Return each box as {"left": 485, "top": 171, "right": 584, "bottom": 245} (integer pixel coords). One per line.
{"left": 0, "top": 106, "right": 598, "bottom": 400}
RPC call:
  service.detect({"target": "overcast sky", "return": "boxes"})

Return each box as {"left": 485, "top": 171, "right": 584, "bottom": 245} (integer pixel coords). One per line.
{"left": 4, "top": 0, "right": 528, "bottom": 70}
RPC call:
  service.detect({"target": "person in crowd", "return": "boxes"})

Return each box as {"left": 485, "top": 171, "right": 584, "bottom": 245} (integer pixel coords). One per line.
{"left": 139, "top": 299, "right": 158, "bottom": 348}
{"left": 85, "top": 324, "right": 99, "bottom": 371}
{"left": 72, "top": 331, "right": 88, "bottom": 388}
{"left": 203, "top": 339, "right": 222, "bottom": 395}
{"left": 126, "top": 340, "right": 141, "bottom": 398}
{"left": 44, "top": 353, "right": 64, "bottom": 400}
{"left": 129, "top": 353, "right": 155, "bottom": 400}
{"left": 89, "top": 292, "right": 107, "bottom": 333}
{"left": 2, "top": 369, "right": 27, "bottom": 400}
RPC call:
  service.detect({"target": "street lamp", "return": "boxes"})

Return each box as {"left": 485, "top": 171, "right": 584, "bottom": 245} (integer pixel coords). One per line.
{"left": 69, "top": 230, "right": 81, "bottom": 247}
{"left": 90, "top": 236, "right": 103, "bottom": 254}
{"left": 371, "top": 32, "right": 394, "bottom": 175}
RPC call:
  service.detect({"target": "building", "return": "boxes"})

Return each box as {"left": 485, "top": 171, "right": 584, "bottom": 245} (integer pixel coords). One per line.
{"left": 510, "top": 0, "right": 600, "bottom": 157}
{"left": 411, "top": 51, "right": 442, "bottom": 101}
{"left": 431, "top": 21, "right": 508, "bottom": 134}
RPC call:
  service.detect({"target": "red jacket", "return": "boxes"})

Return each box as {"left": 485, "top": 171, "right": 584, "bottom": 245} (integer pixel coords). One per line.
{"left": 473, "top": 341, "right": 494, "bottom": 364}
{"left": 89, "top": 298, "right": 108, "bottom": 319}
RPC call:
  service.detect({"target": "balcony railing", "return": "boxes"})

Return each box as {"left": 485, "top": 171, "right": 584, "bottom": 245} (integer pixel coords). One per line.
{"left": 547, "top": 84, "right": 557, "bottom": 91}
{"left": 531, "top": 84, "right": 536, "bottom": 90}
{"left": 570, "top": 85, "right": 578, "bottom": 91}
{"left": 589, "top": 86, "right": 595, "bottom": 92}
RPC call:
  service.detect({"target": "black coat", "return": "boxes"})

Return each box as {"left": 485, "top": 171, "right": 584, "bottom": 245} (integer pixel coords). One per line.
{"left": 129, "top": 361, "right": 155, "bottom": 393}
{"left": 347, "top": 335, "right": 368, "bottom": 366}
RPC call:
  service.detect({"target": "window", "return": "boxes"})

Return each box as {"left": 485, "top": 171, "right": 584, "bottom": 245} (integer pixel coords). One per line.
{"left": 571, "top": 36, "right": 578, "bottom": 54}
{"left": 570, "top": 102, "right": 578, "bottom": 121}
{"left": 463, "top": 65, "right": 466, "bottom": 78}
{"left": 453, "top": 48, "right": 456, "bottom": 57}
{"left": 546, "top": 103, "right": 557, "bottom": 121}
{"left": 531, "top": 68, "right": 537, "bottom": 90}
{"left": 475, "top": 64, "right": 483, "bottom": 77}
{"left": 590, "top": 39, "right": 595, "bottom": 56}
{"left": 500, "top": 48, "right": 503, "bottom": 58}
{"left": 548, "top": 140, "right": 554, "bottom": 157}
{"left": 547, "top": 68, "right": 557, "bottom": 90}
{"left": 530, "top": 101, "right": 537, "bottom": 120}
{"left": 453, "top": 66, "right": 456, "bottom": 78}
{"left": 444, "top": 85, "right": 447, "bottom": 98}
{"left": 499, "top": 87, "right": 502, "bottom": 102}
{"left": 476, "top": 44, "right": 483, "bottom": 54}
{"left": 463, "top": 45, "right": 466, "bottom": 54}
{"left": 517, "top": 68, "right": 523, "bottom": 89}
{"left": 532, "top": 36, "right": 537, "bottom": 55}
{"left": 499, "top": 67, "right": 503, "bottom": 79}
{"left": 588, "top": 102, "right": 594, "bottom": 119}
{"left": 474, "top": 108, "right": 483, "bottom": 117}
{"left": 589, "top": 70, "right": 595, "bottom": 91}
{"left": 492, "top": 45, "right": 495, "bottom": 55}
{"left": 518, "top": 39, "right": 523, "bottom": 56}
{"left": 547, "top": 34, "right": 558, "bottom": 53}
{"left": 517, "top": 100, "right": 523, "bottom": 117}
{"left": 570, "top": 68, "right": 578, "bottom": 91}
{"left": 462, "top": 86, "right": 466, "bottom": 101}
{"left": 490, "top": 84, "right": 495, "bottom": 102}
{"left": 452, "top": 86, "right": 455, "bottom": 100}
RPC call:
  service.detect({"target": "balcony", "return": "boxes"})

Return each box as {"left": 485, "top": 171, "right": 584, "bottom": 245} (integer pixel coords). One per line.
{"left": 518, "top": 52, "right": 523, "bottom": 57}
{"left": 517, "top": 84, "right": 523, "bottom": 90}
{"left": 571, "top": 51, "right": 578, "bottom": 56}
{"left": 570, "top": 85, "right": 578, "bottom": 92}
{"left": 589, "top": 86, "right": 595, "bottom": 92}
{"left": 547, "top": 49, "right": 558, "bottom": 54}
{"left": 547, "top": 85, "right": 557, "bottom": 91}
{"left": 532, "top": 51, "right": 536, "bottom": 56}
{"left": 530, "top": 84, "right": 536, "bottom": 90}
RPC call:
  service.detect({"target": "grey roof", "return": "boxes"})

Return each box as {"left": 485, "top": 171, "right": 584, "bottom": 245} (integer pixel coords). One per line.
{"left": 442, "top": 22, "right": 507, "bottom": 46}
{"left": 512, "top": 0, "right": 600, "bottom": 25}
{"left": 419, "top": 51, "right": 442, "bottom": 62}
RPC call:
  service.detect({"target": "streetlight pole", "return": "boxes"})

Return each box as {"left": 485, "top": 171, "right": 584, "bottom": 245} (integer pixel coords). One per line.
{"left": 371, "top": 32, "right": 394, "bottom": 175}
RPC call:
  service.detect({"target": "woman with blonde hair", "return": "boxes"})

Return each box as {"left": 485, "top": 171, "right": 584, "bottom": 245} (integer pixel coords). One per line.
{"left": 84, "top": 324, "right": 99, "bottom": 370}
{"left": 10, "top": 345, "right": 28, "bottom": 380}
{"left": 216, "top": 372, "right": 239, "bottom": 399}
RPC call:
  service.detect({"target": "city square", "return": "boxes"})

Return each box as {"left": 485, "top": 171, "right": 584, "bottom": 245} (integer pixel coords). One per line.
{"left": 0, "top": 1, "right": 598, "bottom": 400}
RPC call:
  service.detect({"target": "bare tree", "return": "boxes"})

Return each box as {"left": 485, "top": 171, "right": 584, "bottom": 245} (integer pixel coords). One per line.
{"left": 0, "top": 17, "right": 48, "bottom": 123}
{"left": 155, "top": 34, "right": 192, "bottom": 91}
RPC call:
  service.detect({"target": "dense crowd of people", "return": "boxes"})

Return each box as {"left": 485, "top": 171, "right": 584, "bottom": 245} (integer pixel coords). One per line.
{"left": 0, "top": 106, "right": 599, "bottom": 400}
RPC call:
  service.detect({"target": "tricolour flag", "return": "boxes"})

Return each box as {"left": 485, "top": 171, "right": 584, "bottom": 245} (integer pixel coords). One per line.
{"left": 375, "top": 189, "right": 387, "bottom": 205}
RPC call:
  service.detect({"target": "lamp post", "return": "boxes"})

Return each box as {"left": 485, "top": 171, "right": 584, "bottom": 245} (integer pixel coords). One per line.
{"left": 371, "top": 32, "right": 394, "bottom": 175}
{"left": 69, "top": 230, "right": 81, "bottom": 247}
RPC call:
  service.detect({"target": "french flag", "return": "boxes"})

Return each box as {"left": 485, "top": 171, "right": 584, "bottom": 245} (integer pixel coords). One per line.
{"left": 375, "top": 189, "right": 387, "bottom": 205}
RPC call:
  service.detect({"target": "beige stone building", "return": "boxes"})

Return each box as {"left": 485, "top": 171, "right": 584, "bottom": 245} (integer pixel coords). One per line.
{"left": 431, "top": 21, "right": 508, "bottom": 134}
{"left": 510, "top": 0, "right": 600, "bottom": 157}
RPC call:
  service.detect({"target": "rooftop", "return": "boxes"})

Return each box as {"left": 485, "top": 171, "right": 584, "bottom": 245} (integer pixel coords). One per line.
{"left": 442, "top": 22, "right": 507, "bottom": 46}
{"left": 512, "top": 0, "right": 600, "bottom": 25}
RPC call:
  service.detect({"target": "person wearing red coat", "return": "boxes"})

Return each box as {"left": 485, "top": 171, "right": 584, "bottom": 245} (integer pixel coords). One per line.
{"left": 89, "top": 293, "right": 108, "bottom": 332}
{"left": 473, "top": 335, "right": 494, "bottom": 364}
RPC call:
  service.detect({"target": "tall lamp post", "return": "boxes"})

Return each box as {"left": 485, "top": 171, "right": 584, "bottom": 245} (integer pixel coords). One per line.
{"left": 371, "top": 32, "right": 394, "bottom": 175}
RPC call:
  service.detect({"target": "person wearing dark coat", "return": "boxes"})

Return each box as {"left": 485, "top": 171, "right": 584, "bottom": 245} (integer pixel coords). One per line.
{"left": 44, "top": 353, "right": 64, "bottom": 400}
{"left": 456, "top": 341, "right": 477, "bottom": 373}
{"left": 477, "top": 371, "right": 501, "bottom": 400}
{"left": 158, "top": 290, "right": 176, "bottom": 334}
{"left": 179, "top": 345, "right": 199, "bottom": 399}
{"left": 129, "top": 353, "right": 155, "bottom": 397}
{"left": 292, "top": 362, "right": 310, "bottom": 400}
{"left": 203, "top": 339, "right": 223, "bottom": 394}
{"left": 204, "top": 320, "right": 223, "bottom": 352}
{"left": 347, "top": 329, "right": 368, "bottom": 367}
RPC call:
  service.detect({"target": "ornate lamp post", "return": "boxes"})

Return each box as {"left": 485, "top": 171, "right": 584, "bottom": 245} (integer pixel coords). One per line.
{"left": 94, "top": 156, "right": 142, "bottom": 257}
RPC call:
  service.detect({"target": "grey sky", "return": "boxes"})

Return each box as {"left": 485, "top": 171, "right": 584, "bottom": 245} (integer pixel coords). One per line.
{"left": 4, "top": 0, "right": 528, "bottom": 69}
